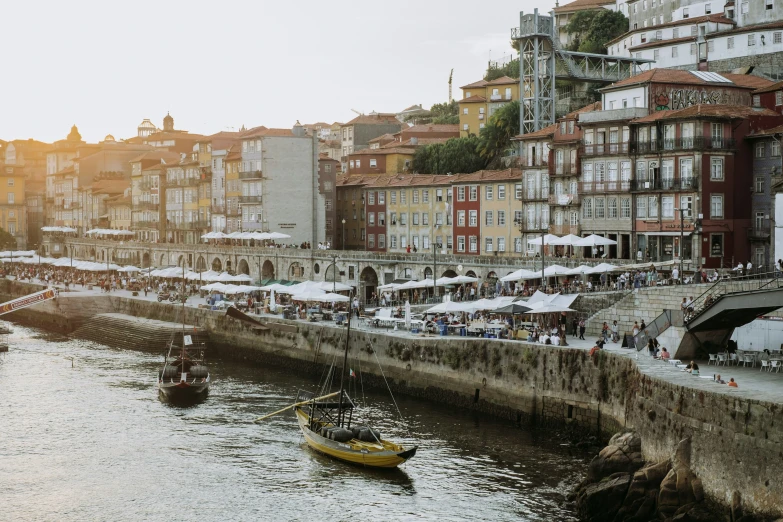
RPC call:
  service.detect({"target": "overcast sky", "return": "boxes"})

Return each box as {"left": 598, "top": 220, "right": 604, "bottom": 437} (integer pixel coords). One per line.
{"left": 1, "top": 0, "right": 557, "bottom": 143}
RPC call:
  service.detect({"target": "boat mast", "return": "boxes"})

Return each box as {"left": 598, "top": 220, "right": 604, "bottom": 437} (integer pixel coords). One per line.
{"left": 336, "top": 291, "right": 352, "bottom": 427}
{"left": 181, "top": 259, "right": 186, "bottom": 363}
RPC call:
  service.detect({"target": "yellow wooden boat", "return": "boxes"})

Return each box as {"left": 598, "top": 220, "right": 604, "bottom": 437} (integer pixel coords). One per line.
{"left": 293, "top": 394, "right": 417, "bottom": 468}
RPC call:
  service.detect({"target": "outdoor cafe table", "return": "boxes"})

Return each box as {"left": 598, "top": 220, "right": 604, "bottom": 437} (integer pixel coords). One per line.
{"left": 447, "top": 324, "right": 467, "bottom": 335}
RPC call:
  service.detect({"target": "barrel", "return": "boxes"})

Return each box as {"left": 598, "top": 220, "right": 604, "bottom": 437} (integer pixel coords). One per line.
{"left": 189, "top": 365, "right": 208, "bottom": 377}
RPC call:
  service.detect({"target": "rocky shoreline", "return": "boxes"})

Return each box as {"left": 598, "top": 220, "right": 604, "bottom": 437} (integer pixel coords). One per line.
{"left": 571, "top": 431, "right": 778, "bottom": 522}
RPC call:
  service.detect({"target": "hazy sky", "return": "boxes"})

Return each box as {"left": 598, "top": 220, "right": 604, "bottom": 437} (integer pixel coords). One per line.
{"left": 0, "top": 0, "right": 556, "bottom": 143}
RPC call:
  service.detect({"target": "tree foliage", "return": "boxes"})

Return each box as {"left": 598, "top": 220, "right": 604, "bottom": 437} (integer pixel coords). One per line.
{"left": 405, "top": 100, "right": 459, "bottom": 125}
{"left": 565, "top": 10, "right": 628, "bottom": 54}
{"left": 485, "top": 59, "right": 520, "bottom": 81}
{"left": 412, "top": 137, "right": 487, "bottom": 174}
{"left": 0, "top": 228, "right": 17, "bottom": 251}
{"left": 477, "top": 101, "right": 520, "bottom": 167}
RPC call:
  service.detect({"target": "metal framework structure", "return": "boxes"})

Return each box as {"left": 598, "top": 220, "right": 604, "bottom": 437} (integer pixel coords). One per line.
{"left": 512, "top": 9, "right": 655, "bottom": 136}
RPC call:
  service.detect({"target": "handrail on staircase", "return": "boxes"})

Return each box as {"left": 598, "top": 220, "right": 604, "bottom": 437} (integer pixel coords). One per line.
{"left": 686, "top": 270, "right": 781, "bottom": 324}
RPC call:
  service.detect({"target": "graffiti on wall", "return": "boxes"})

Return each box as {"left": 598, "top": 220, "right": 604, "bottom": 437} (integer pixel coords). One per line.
{"left": 653, "top": 89, "right": 746, "bottom": 111}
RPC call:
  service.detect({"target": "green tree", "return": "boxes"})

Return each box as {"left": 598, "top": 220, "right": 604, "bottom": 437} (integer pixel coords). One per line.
{"left": 485, "top": 59, "right": 520, "bottom": 81}
{"left": 0, "top": 228, "right": 17, "bottom": 250}
{"left": 477, "top": 101, "right": 520, "bottom": 167}
{"left": 565, "top": 10, "right": 628, "bottom": 54}
{"left": 412, "top": 137, "right": 486, "bottom": 174}
{"left": 404, "top": 100, "right": 459, "bottom": 125}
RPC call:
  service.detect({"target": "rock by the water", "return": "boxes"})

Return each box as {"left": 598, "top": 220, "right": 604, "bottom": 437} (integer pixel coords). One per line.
{"left": 613, "top": 460, "right": 671, "bottom": 521}
{"left": 671, "top": 502, "right": 717, "bottom": 522}
{"left": 657, "top": 467, "right": 704, "bottom": 518}
{"left": 577, "top": 474, "right": 632, "bottom": 522}
{"left": 587, "top": 431, "right": 644, "bottom": 482}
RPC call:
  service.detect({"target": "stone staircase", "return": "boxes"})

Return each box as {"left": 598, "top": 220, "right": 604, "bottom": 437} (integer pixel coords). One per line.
{"left": 71, "top": 313, "right": 209, "bottom": 353}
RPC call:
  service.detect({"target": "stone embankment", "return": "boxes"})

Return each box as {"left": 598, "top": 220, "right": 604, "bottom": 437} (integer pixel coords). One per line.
{"left": 0, "top": 279, "right": 781, "bottom": 519}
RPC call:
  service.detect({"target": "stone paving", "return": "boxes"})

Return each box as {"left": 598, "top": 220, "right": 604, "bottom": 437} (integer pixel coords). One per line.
{"left": 19, "top": 278, "right": 783, "bottom": 404}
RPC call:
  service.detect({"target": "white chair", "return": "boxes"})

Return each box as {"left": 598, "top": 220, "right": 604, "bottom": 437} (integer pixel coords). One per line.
{"left": 708, "top": 353, "right": 718, "bottom": 365}
{"left": 730, "top": 353, "right": 739, "bottom": 365}
{"left": 761, "top": 359, "right": 770, "bottom": 372}
{"left": 717, "top": 354, "right": 727, "bottom": 366}
{"left": 771, "top": 360, "right": 781, "bottom": 373}
{"left": 742, "top": 355, "right": 753, "bottom": 367}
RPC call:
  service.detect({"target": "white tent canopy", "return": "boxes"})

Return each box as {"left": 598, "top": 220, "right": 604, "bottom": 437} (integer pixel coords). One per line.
{"left": 527, "top": 234, "right": 561, "bottom": 246}
{"left": 574, "top": 234, "right": 617, "bottom": 247}
{"left": 585, "top": 262, "right": 620, "bottom": 274}
{"left": 117, "top": 265, "right": 141, "bottom": 273}
{"left": 565, "top": 265, "right": 594, "bottom": 276}
{"left": 426, "top": 300, "right": 473, "bottom": 314}
{"left": 549, "top": 234, "right": 583, "bottom": 246}
{"left": 85, "top": 228, "right": 135, "bottom": 236}
{"left": 500, "top": 269, "right": 540, "bottom": 282}
{"left": 41, "top": 226, "right": 77, "bottom": 233}
{"left": 0, "top": 250, "right": 36, "bottom": 258}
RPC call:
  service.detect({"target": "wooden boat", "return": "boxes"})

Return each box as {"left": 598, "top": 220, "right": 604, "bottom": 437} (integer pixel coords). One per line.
{"left": 255, "top": 293, "right": 417, "bottom": 469}
{"left": 158, "top": 262, "right": 210, "bottom": 404}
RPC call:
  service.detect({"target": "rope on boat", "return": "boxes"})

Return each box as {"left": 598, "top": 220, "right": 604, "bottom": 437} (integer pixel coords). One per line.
{"left": 368, "top": 338, "right": 412, "bottom": 439}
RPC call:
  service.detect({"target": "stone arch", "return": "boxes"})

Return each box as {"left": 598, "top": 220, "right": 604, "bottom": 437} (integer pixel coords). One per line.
{"left": 63, "top": 246, "right": 69, "bottom": 258}
{"left": 212, "top": 257, "right": 223, "bottom": 272}
{"left": 360, "top": 266, "right": 378, "bottom": 301}
{"left": 289, "top": 262, "right": 304, "bottom": 279}
{"left": 486, "top": 271, "right": 498, "bottom": 281}
{"left": 160, "top": 254, "right": 167, "bottom": 266}
{"left": 90, "top": 247, "right": 96, "bottom": 259}
{"left": 324, "top": 263, "right": 341, "bottom": 282}
{"left": 423, "top": 267, "right": 433, "bottom": 279}
{"left": 237, "top": 259, "right": 250, "bottom": 275}
{"left": 142, "top": 252, "right": 151, "bottom": 268}
{"left": 261, "top": 260, "right": 275, "bottom": 279}
{"left": 441, "top": 269, "right": 458, "bottom": 278}
{"left": 225, "top": 258, "right": 232, "bottom": 272}
{"left": 465, "top": 270, "right": 477, "bottom": 278}
{"left": 195, "top": 256, "right": 206, "bottom": 271}
{"left": 177, "top": 254, "right": 184, "bottom": 268}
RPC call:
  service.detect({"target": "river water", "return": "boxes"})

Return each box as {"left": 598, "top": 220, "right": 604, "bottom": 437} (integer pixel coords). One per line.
{"left": 0, "top": 323, "right": 587, "bottom": 521}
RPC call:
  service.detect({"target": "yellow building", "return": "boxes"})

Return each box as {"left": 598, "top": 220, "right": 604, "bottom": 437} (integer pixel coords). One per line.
{"left": 458, "top": 76, "right": 520, "bottom": 137}
{"left": 383, "top": 175, "right": 453, "bottom": 255}
{"left": 106, "top": 194, "right": 132, "bottom": 230}
{"left": 466, "top": 169, "right": 524, "bottom": 257}
{"left": 224, "top": 145, "right": 242, "bottom": 233}
{"left": 0, "top": 164, "right": 27, "bottom": 247}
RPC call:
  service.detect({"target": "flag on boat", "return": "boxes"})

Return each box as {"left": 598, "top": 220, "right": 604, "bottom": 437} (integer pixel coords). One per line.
{"left": 350, "top": 369, "right": 355, "bottom": 377}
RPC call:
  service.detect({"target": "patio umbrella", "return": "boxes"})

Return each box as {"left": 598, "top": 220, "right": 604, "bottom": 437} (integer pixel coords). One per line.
{"left": 320, "top": 292, "right": 350, "bottom": 303}
{"left": 493, "top": 302, "right": 532, "bottom": 314}
{"left": 317, "top": 281, "right": 352, "bottom": 292}
{"left": 426, "top": 301, "right": 471, "bottom": 314}
{"left": 585, "top": 262, "right": 620, "bottom": 274}
{"left": 500, "top": 269, "right": 539, "bottom": 282}
{"left": 574, "top": 234, "right": 617, "bottom": 247}
{"left": 118, "top": 266, "right": 141, "bottom": 273}
{"left": 527, "top": 234, "right": 561, "bottom": 246}
{"left": 550, "top": 234, "right": 582, "bottom": 246}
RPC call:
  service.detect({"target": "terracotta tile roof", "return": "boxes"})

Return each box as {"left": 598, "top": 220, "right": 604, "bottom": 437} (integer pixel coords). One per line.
{"left": 368, "top": 133, "right": 397, "bottom": 144}
{"left": 90, "top": 179, "right": 129, "bottom": 194}
{"left": 387, "top": 137, "right": 453, "bottom": 148}
{"left": 512, "top": 123, "right": 558, "bottom": 141}
{"left": 563, "top": 101, "right": 602, "bottom": 119}
{"left": 553, "top": 0, "right": 614, "bottom": 13}
{"left": 707, "top": 19, "right": 783, "bottom": 38}
{"left": 240, "top": 127, "right": 296, "bottom": 138}
{"left": 129, "top": 150, "right": 181, "bottom": 164}
{"left": 458, "top": 95, "right": 488, "bottom": 104}
{"left": 747, "top": 125, "right": 783, "bottom": 138}
{"left": 450, "top": 169, "right": 523, "bottom": 183}
{"left": 142, "top": 164, "right": 163, "bottom": 172}
{"left": 349, "top": 147, "right": 415, "bottom": 156}
{"left": 752, "top": 80, "right": 783, "bottom": 95}
{"left": 344, "top": 113, "right": 401, "bottom": 126}
{"left": 628, "top": 36, "right": 696, "bottom": 51}
{"left": 606, "top": 14, "right": 735, "bottom": 46}
{"left": 403, "top": 124, "right": 460, "bottom": 134}
{"left": 460, "top": 79, "right": 488, "bottom": 89}
{"left": 630, "top": 104, "right": 779, "bottom": 124}
{"left": 604, "top": 69, "right": 773, "bottom": 91}
{"left": 486, "top": 76, "right": 518, "bottom": 86}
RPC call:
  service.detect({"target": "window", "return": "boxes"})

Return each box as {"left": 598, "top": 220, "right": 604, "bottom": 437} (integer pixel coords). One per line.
{"left": 446, "top": 236, "right": 453, "bottom": 249}
{"left": 422, "top": 235, "right": 429, "bottom": 250}
{"left": 662, "top": 196, "right": 674, "bottom": 219}
{"left": 727, "top": 37, "right": 734, "bottom": 49}
{"left": 457, "top": 236, "right": 465, "bottom": 252}
{"left": 485, "top": 186, "right": 493, "bottom": 200}
{"left": 457, "top": 187, "right": 465, "bottom": 201}
{"left": 390, "top": 235, "right": 397, "bottom": 249}
{"left": 412, "top": 213, "right": 419, "bottom": 225}
{"left": 368, "top": 234, "right": 375, "bottom": 248}
{"left": 390, "top": 212, "right": 397, "bottom": 224}
{"left": 673, "top": 28, "right": 679, "bottom": 38}
{"left": 595, "top": 198, "right": 605, "bottom": 219}
{"left": 368, "top": 192, "right": 375, "bottom": 205}
{"left": 469, "top": 236, "right": 477, "bottom": 253}
{"left": 400, "top": 190, "right": 407, "bottom": 204}
{"left": 560, "top": 122, "right": 566, "bottom": 135}
{"left": 436, "top": 212, "right": 443, "bottom": 225}
{"left": 463, "top": 124, "right": 469, "bottom": 131}
{"left": 648, "top": 196, "right": 658, "bottom": 218}
{"left": 707, "top": 40, "right": 714, "bottom": 52}
{"left": 756, "top": 212, "right": 765, "bottom": 230}
{"left": 683, "top": 7, "right": 689, "bottom": 18}
{"left": 469, "top": 210, "right": 477, "bottom": 226}
{"left": 583, "top": 198, "right": 593, "bottom": 219}
{"left": 690, "top": 44, "right": 697, "bottom": 55}
{"left": 637, "top": 197, "right": 647, "bottom": 219}
{"left": 773, "top": 140, "right": 781, "bottom": 157}
{"left": 368, "top": 212, "right": 375, "bottom": 226}
{"left": 369, "top": 159, "right": 377, "bottom": 168}
{"left": 654, "top": 49, "right": 660, "bottom": 60}
{"left": 422, "top": 190, "right": 429, "bottom": 203}
{"left": 379, "top": 212, "right": 385, "bottom": 225}
{"left": 378, "top": 191, "right": 385, "bottom": 204}
{"left": 422, "top": 213, "right": 429, "bottom": 226}
{"left": 355, "top": 159, "right": 361, "bottom": 168}
{"left": 497, "top": 211, "right": 506, "bottom": 226}
{"left": 568, "top": 121, "right": 575, "bottom": 134}
{"left": 767, "top": 0, "right": 774, "bottom": 10}
{"left": 412, "top": 190, "right": 419, "bottom": 203}
{"left": 498, "top": 185, "right": 506, "bottom": 199}
{"left": 463, "top": 108, "right": 468, "bottom": 115}
{"left": 608, "top": 198, "right": 618, "bottom": 218}
{"left": 776, "top": 32, "right": 783, "bottom": 44}
{"left": 672, "top": 46, "right": 678, "bottom": 58}
{"left": 457, "top": 210, "right": 465, "bottom": 226}
{"left": 378, "top": 234, "right": 386, "bottom": 249}
{"left": 497, "top": 237, "right": 506, "bottom": 252}
{"left": 749, "top": 34, "right": 756, "bottom": 46}
{"left": 485, "top": 210, "right": 494, "bottom": 226}
{"left": 400, "top": 212, "right": 408, "bottom": 225}
{"left": 757, "top": 143, "right": 766, "bottom": 158}
{"left": 711, "top": 157, "right": 724, "bottom": 180}
{"left": 515, "top": 184, "right": 523, "bottom": 199}
{"left": 656, "top": 30, "right": 662, "bottom": 40}
{"left": 469, "top": 186, "right": 478, "bottom": 201}
{"left": 756, "top": 177, "right": 765, "bottom": 194}
{"left": 7, "top": 193, "right": 13, "bottom": 204}
{"left": 485, "top": 237, "right": 493, "bottom": 252}
{"left": 390, "top": 191, "right": 396, "bottom": 204}
{"left": 621, "top": 198, "right": 631, "bottom": 218}
{"left": 514, "top": 237, "right": 523, "bottom": 253}
{"left": 710, "top": 234, "right": 724, "bottom": 257}
{"left": 711, "top": 194, "right": 724, "bottom": 219}
{"left": 400, "top": 236, "right": 407, "bottom": 249}
{"left": 691, "top": 25, "right": 697, "bottom": 36}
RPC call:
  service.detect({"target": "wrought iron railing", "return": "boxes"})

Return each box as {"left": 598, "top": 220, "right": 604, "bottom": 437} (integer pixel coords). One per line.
{"left": 581, "top": 143, "right": 630, "bottom": 156}
{"left": 580, "top": 181, "right": 630, "bottom": 193}
{"left": 633, "top": 137, "right": 736, "bottom": 154}
{"left": 630, "top": 178, "right": 698, "bottom": 191}
{"left": 685, "top": 271, "right": 783, "bottom": 324}
{"left": 633, "top": 309, "right": 683, "bottom": 351}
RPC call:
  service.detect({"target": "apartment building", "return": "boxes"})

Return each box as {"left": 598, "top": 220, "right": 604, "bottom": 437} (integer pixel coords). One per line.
{"left": 335, "top": 176, "right": 368, "bottom": 250}
{"left": 0, "top": 163, "right": 28, "bottom": 248}
{"left": 319, "top": 154, "right": 339, "bottom": 245}
{"left": 129, "top": 151, "right": 178, "bottom": 243}
{"left": 386, "top": 176, "right": 453, "bottom": 254}
{"left": 746, "top": 125, "right": 783, "bottom": 270}
{"left": 458, "top": 76, "right": 520, "bottom": 136}
{"left": 340, "top": 113, "right": 404, "bottom": 164}
{"left": 514, "top": 126, "right": 553, "bottom": 253}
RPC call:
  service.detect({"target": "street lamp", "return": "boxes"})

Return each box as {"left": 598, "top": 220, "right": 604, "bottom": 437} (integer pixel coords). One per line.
{"left": 432, "top": 241, "right": 443, "bottom": 301}
{"left": 341, "top": 218, "right": 346, "bottom": 250}
{"left": 674, "top": 207, "right": 688, "bottom": 282}
{"left": 330, "top": 253, "right": 339, "bottom": 292}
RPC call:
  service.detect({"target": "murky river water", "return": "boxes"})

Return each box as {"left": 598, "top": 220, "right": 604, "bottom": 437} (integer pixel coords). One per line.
{"left": 0, "top": 323, "right": 588, "bottom": 521}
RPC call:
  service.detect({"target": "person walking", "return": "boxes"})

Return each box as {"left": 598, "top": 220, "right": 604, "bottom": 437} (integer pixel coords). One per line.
{"left": 578, "top": 318, "right": 586, "bottom": 340}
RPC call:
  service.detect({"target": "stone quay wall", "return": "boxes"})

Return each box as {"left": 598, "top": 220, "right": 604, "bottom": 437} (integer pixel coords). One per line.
{"left": 0, "top": 279, "right": 780, "bottom": 517}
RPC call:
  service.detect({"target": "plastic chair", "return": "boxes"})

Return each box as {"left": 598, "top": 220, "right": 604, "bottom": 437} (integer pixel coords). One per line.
{"left": 761, "top": 360, "right": 770, "bottom": 372}
{"left": 708, "top": 353, "right": 717, "bottom": 365}
{"left": 771, "top": 360, "right": 781, "bottom": 373}
{"left": 717, "top": 354, "right": 727, "bottom": 366}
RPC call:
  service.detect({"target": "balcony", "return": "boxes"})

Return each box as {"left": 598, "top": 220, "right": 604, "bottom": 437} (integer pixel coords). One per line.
{"left": 548, "top": 193, "right": 580, "bottom": 206}
{"left": 134, "top": 220, "right": 159, "bottom": 229}
{"left": 139, "top": 181, "right": 158, "bottom": 191}
{"left": 580, "top": 180, "right": 631, "bottom": 193}
{"left": 239, "top": 195, "right": 262, "bottom": 203}
{"left": 630, "top": 177, "right": 698, "bottom": 191}
{"left": 550, "top": 224, "right": 581, "bottom": 236}
{"left": 132, "top": 202, "right": 159, "bottom": 211}
{"left": 522, "top": 190, "right": 547, "bottom": 201}
{"left": 167, "top": 177, "right": 200, "bottom": 187}
{"left": 748, "top": 227, "right": 771, "bottom": 241}
{"left": 579, "top": 107, "right": 648, "bottom": 124}
{"left": 226, "top": 208, "right": 241, "bottom": 217}
{"left": 633, "top": 137, "right": 736, "bottom": 154}
{"left": 238, "top": 170, "right": 262, "bottom": 180}
{"left": 522, "top": 156, "right": 549, "bottom": 168}
{"left": 549, "top": 162, "right": 578, "bottom": 176}
{"left": 581, "top": 142, "right": 630, "bottom": 156}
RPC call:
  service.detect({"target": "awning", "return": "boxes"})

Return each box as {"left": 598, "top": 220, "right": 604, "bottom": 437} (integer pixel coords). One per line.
{"left": 638, "top": 232, "right": 693, "bottom": 237}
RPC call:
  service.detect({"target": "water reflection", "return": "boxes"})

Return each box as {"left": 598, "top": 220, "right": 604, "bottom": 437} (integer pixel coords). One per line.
{"left": 0, "top": 322, "right": 586, "bottom": 521}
